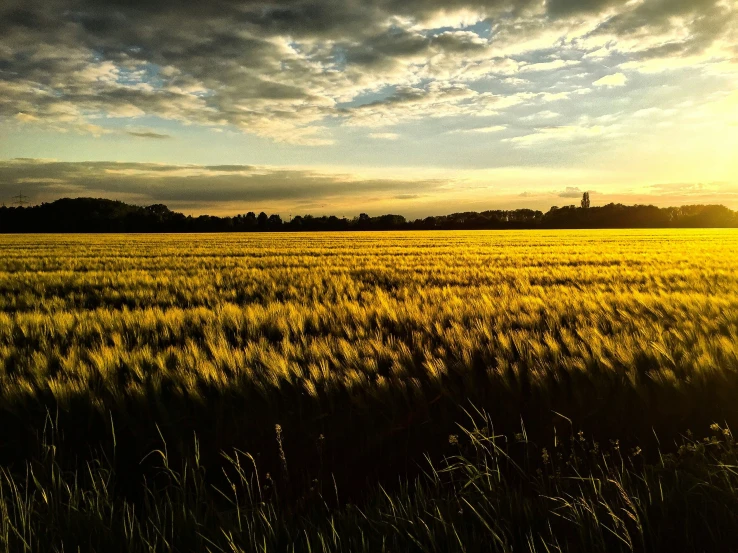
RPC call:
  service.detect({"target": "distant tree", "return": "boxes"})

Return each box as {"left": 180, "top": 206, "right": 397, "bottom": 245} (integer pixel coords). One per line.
{"left": 241, "top": 212, "right": 256, "bottom": 229}
{"left": 422, "top": 216, "right": 438, "bottom": 229}
{"left": 1, "top": 197, "right": 736, "bottom": 233}
{"left": 376, "top": 214, "right": 406, "bottom": 229}
{"left": 146, "top": 204, "right": 171, "bottom": 217}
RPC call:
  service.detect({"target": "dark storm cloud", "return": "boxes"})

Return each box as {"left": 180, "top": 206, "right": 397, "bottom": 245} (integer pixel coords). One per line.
{"left": 544, "top": 0, "right": 619, "bottom": 17}
{"left": 343, "top": 29, "right": 430, "bottom": 68}
{"left": 341, "top": 28, "right": 489, "bottom": 70}
{"left": 0, "top": 159, "right": 448, "bottom": 206}
{"left": 1, "top": 0, "right": 731, "bottom": 58}
{"left": 0, "top": 0, "right": 734, "bottom": 143}
{"left": 590, "top": 0, "right": 734, "bottom": 62}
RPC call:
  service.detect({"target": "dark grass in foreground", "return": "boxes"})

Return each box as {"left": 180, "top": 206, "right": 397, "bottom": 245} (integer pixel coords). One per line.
{"left": 3, "top": 414, "right": 738, "bottom": 553}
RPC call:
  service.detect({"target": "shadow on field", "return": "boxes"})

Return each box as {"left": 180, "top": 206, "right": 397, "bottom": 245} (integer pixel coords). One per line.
{"left": 2, "top": 355, "right": 738, "bottom": 507}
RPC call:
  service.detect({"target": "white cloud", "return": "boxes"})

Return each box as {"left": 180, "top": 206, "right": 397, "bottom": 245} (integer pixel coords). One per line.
{"left": 505, "top": 124, "right": 618, "bottom": 147}
{"left": 593, "top": 73, "right": 628, "bottom": 87}
{"left": 451, "top": 125, "right": 507, "bottom": 134}
{"left": 522, "top": 111, "right": 560, "bottom": 121}
{"left": 368, "top": 132, "right": 400, "bottom": 140}
{"left": 583, "top": 47, "right": 612, "bottom": 60}
{"left": 518, "top": 60, "right": 581, "bottom": 73}
{"left": 15, "top": 113, "right": 39, "bottom": 123}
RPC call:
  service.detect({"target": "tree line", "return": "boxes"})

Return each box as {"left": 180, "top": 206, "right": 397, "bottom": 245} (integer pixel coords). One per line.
{"left": 0, "top": 196, "right": 736, "bottom": 233}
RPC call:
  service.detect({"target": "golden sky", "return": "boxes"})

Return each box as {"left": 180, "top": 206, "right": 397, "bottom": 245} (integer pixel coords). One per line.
{"left": 1, "top": 0, "right": 737, "bottom": 216}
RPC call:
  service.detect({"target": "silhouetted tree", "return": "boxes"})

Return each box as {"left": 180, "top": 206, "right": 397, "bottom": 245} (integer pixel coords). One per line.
{"left": 242, "top": 212, "right": 257, "bottom": 230}
{"left": 581, "top": 192, "right": 591, "bottom": 209}
{"left": 0, "top": 197, "right": 735, "bottom": 233}
{"left": 146, "top": 204, "right": 171, "bottom": 217}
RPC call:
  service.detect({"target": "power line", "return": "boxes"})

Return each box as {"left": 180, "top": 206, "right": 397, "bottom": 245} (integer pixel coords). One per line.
{"left": 12, "top": 192, "right": 29, "bottom": 207}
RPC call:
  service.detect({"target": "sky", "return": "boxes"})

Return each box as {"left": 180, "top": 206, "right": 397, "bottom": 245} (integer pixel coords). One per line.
{"left": 1, "top": 0, "right": 737, "bottom": 217}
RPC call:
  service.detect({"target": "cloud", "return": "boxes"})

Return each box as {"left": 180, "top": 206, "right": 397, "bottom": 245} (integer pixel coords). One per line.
{"left": 1, "top": 0, "right": 733, "bottom": 148}
{"left": 2, "top": 158, "right": 736, "bottom": 216}
{"left": 368, "top": 132, "right": 400, "bottom": 140}
{"left": 15, "top": 113, "right": 38, "bottom": 123}
{"left": 558, "top": 186, "right": 585, "bottom": 198}
{"left": 340, "top": 82, "right": 515, "bottom": 128}
{"left": 0, "top": 158, "right": 448, "bottom": 213}
{"left": 518, "top": 59, "right": 581, "bottom": 73}
{"left": 644, "top": 181, "right": 733, "bottom": 197}
{"left": 505, "top": 123, "right": 621, "bottom": 147}
{"left": 126, "top": 131, "right": 172, "bottom": 139}
{"left": 593, "top": 73, "right": 628, "bottom": 87}
{"left": 521, "top": 110, "right": 560, "bottom": 121}
{"left": 451, "top": 125, "right": 507, "bottom": 134}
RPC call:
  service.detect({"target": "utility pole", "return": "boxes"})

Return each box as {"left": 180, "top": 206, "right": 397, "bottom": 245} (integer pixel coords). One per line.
{"left": 12, "top": 192, "right": 29, "bottom": 207}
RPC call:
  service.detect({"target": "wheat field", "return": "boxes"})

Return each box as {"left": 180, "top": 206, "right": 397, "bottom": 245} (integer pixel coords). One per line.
{"left": 1, "top": 230, "right": 738, "bottom": 552}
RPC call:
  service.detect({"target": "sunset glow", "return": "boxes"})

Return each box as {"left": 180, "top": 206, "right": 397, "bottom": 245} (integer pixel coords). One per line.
{"left": 1, "top": 0, "right": 737, "bottom": 215}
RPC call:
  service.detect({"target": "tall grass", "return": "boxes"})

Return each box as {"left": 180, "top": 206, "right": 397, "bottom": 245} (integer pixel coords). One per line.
{"left": 2, "top": 413, "right": 738, "bottom": 552}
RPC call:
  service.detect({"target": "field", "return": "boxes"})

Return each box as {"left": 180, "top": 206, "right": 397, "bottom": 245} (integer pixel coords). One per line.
{"left": 1, "top": 230, "right": 738, "bottom": 552}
